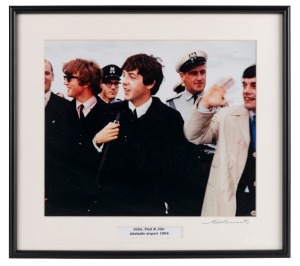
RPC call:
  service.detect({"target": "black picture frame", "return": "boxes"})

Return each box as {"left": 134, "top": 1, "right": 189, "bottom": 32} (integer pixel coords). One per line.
{"left": 9, "top": 5, "right": 291, "bottom": 259}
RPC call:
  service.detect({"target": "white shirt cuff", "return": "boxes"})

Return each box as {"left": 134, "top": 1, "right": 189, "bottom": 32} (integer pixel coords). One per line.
{"left": 92, "top": 138, "right": 104, "bottom": 153}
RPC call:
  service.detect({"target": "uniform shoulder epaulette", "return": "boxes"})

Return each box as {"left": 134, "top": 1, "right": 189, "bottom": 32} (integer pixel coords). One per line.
{"left": 111, "top": 98, "right": 122, "bottom": 104}
{"left": 166, "top": 92, "right": 184, "bottom": 102}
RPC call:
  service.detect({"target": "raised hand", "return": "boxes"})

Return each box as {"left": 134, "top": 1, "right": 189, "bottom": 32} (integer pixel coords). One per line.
{"left": 201, "top": 78, "right": 234, "bottom": 109}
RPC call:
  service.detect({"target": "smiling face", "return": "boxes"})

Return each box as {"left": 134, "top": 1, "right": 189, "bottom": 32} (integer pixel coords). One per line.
{"left": 122, "top": 69, "right": 153, "bottom": 107}
{"left": 63, "top": 73, "right": 90, "bottom": 102}
{"left": 243, "top": 77, "right": 256, "bottom": 112}
{"left": 179, "top": 64, "right": 207, "bottom": 95}
{"left": 62, "top": 58, "right": 102, "bottom": 101}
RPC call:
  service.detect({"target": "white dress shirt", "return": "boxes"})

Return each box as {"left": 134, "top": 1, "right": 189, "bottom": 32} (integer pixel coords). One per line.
{"left": 76, "top": 96, "right": 98, "bottom": 118}
{"left": 45, "top": 90, "right": 51, "bottom": 107}
{"left": 128, "top": 97, "right": 152, "bottom": 118}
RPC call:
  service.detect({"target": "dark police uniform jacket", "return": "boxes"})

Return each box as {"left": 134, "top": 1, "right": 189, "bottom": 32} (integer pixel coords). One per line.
{"left": 167, "top": 90, "right": 213, "bottom": 215}
{"left": 95, "top": 97, "right": 192, "bottom": 216}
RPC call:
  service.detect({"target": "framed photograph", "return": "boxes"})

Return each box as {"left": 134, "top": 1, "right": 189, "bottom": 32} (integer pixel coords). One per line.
{"left": 9, "top": 5, "right": 290, "bottom": 258}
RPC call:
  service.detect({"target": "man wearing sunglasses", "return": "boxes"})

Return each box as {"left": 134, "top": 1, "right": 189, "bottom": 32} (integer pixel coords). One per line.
{"left": 99, "top": 64, "right": 122, "bottom": 104}
{"left": 45, "top": 58, "right": 108, "bottom": 216}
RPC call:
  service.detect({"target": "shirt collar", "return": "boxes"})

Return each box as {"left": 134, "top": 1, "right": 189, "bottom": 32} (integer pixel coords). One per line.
{"left": 183, "top": 89, "right": 203, "bottom": 101}
{"left": 128, "top": 97, "right": 153, "bottom": 118}
{"left": 45, "top": 90, "right": 51, "bottom": 106}
{"left": 76, "top": 96, "right": 97, "bottom": 109}
{"left": 99, "top": 94, "right": 109, "bottom": 103}
{"left": 76, "top": 96, "right": 98, "bottom": 117}
{"left": 249, "top": 110, "right": 255, "bottom": 119}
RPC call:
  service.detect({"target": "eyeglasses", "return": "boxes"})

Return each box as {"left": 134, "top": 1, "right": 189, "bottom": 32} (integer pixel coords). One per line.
{"left": 63, "top": 75, "right": 79, "bottom": 82}
{"left": 106, "top": 82, "right": 120, "bottom": 88}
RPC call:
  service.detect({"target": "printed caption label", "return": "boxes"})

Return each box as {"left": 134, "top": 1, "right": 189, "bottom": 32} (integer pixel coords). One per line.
{"left": 118, "top": 227, "right": 182, "bottom": 239}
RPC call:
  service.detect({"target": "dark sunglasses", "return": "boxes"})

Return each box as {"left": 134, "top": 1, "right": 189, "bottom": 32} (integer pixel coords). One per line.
{"left": 63, "top": 75, "right": 79, "bottom": 82}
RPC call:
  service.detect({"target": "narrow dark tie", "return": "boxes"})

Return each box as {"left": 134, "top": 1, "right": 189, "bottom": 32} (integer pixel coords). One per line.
{"left": 192, "top": 94, "right": 198, "bottom": 104}
{"left": 133, "top": 109, "right": 138, "bottom": 120}
{"left": 250, "top": 115, "right": 256, "bottom": 151}
{"left": 79, "top": 104, "right": 85, "bottom": 120}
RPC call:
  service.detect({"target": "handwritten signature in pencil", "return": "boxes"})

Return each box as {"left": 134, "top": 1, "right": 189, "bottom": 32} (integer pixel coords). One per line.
{"left": 202, "top": 219, "right": 250, "bottom": 225}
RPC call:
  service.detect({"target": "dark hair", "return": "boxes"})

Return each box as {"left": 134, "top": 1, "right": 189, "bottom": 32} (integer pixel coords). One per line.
{"left": 243, "top": 65, "right": 256, "bottom": 79}
{"left": 63, "top": 58, "right": 103, "bottom": 95}
{"left": 45, "top": 59, "right": 54, "bottom": 73}
{"left": 122, "top": 53, "right": 164, "bottom": 95}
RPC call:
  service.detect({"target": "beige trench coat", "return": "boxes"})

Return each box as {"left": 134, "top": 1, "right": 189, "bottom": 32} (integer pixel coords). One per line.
{"left": 184, "top": 105, "right": 250, "bottom": 216}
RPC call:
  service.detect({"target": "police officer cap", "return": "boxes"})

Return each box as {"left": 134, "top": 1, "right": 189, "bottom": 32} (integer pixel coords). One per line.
{"left": 102, "top": 64, "right": 122, "bottom": 82}
{"left": 176, "top": 50, "right": 207, "bottom": 73}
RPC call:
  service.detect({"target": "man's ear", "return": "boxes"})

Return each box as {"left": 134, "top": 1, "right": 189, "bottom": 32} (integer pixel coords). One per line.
{"left": 83, "top": 82, "right": 90, "bottom": 89}
{"left": 179, "top": 72, "right": 185, "bottom": 82}
{"left": 146, "top": 80, "right": 156, "bottom": 90}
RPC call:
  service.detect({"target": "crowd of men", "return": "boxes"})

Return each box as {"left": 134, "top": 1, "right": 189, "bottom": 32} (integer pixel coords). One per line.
{"left": 45, "top": 50, "right": 256, "bottom": 217}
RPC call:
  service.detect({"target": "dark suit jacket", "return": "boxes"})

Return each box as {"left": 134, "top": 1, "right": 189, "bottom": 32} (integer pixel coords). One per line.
{"left": 95, "top": 97, "right": 192, "bottom": 216}
{"left": 45, "top": 92, "right": 69, "bottom": 140}
{"left": 45, "top": 92, "right": 69, "bottom": 209}
{"left": 45, "top": 96, "right": 108, "bottom": 215}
